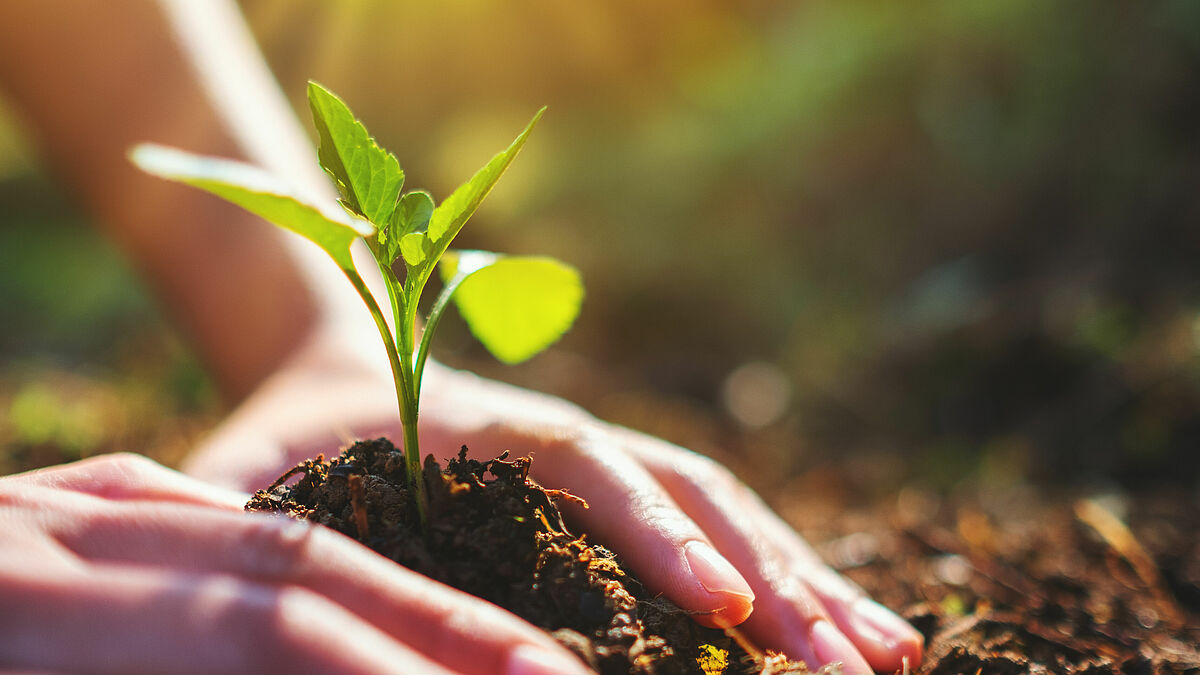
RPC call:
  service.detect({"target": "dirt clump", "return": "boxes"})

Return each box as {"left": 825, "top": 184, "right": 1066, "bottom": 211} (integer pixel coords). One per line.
{"left": 246, "top": 438, "right": 812, "bottom": 675}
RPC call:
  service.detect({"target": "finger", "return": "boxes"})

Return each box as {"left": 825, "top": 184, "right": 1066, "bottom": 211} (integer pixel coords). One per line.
{"left": 626, "top": 435, "right": 922, "bottom": 672}
{"left": 0, "top": 564, "right": 456, "bottom": 675}
{"left": 749, "top": 495, "right": 924, "bottom": 672}
{"left": 435, "top": 423, "right": 756, "bottom": 630}
{"left": 625, "top": 440, "right": 868, "bottom": 672}
{"left": 26, "top": 489, "right": 590, "bottom": 675}
{"left": 5, "top": 453, "right": 247, "bottom": 510}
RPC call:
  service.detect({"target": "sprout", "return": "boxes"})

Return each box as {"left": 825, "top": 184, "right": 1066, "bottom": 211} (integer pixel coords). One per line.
{"left": 132, "top": 83, "right": 582, "bottom": 526}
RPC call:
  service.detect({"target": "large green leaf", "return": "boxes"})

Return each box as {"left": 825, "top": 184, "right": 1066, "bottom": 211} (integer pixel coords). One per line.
{"left": 418, "top": 108, "right": 545, "bottom": 285}
{"left": 308, "top": 81, "right": 404, "bottom": 227}
{"left": 130, "top": 144, "right": 365, "bottom": 270}
{"left": 440, "top": 250, "right": 583, "bottom": 364}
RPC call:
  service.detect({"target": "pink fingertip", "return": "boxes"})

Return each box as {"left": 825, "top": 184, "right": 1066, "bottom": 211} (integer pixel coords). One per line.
{"left": 848, "top": 597, "right": 924, "bottom": 669}
{"left": 684, "top": 540, "right": 755, "bottom": 627}
{"left": 809, "top": 620, "right": 873, "bottom": 675}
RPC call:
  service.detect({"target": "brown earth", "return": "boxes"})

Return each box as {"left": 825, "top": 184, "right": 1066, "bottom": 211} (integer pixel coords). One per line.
{"left": 778, "top": 475, "right": 1200, "bottom": 674}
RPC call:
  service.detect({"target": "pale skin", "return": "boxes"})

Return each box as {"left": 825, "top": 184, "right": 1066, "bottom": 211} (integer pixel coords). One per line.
{"left": 0, "top": 1, "right": 923, "bottom": 673}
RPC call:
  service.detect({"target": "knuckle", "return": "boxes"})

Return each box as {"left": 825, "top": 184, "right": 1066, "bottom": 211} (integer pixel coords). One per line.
{"left": 228, "top": 584, "right": 327, "bottom": 668}
{"left": 234, "top": 515, "right": 319, "bottom": 579}
{"left": 96, "top": 451, "right": 154, "bottom": 467}
{"left": 86, "top": 452, "right": 168, "bottom": 489}
{"left": 424, "top": 601, "right": 476, "bottom": 657}
{"left": 269, "top": 586, "right": 329, "bottom": 641}
{"left": 0, "top": 483, "right": 31, "bottom": 505}
{"left": 635, "top": 494, "right": 704, "bottom": 541}
{"left": 91, "top": 451, "right": 161, "bottom": 477}
{"left": 421, "top": 590, "right": 551, "bottom": 669}
{"left": 801, "top": 563, "right": 865, "bottom": 606}
{"left": 677, "top": 453, "right": 741, "bottom": 494}
{"left": 780, "top": 578, "right": 831, "bottom": 621}
{"left": 637, "top": 493, "right": 686, "bottom": 522}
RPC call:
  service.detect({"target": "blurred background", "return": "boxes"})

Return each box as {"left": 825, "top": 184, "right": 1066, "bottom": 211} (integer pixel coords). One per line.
{"left": 2, "top": 0, "right": 1199, "bottom": 500}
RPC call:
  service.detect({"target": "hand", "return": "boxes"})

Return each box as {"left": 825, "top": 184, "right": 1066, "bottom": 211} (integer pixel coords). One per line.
{"left": 0, "top": 453, "right": 592, "bottom": 674}
{"left": 187, "top": 330, "right": 924, "bottom": 673}
{"left": 417, "top": 377, "right": 926, "bottom": 674}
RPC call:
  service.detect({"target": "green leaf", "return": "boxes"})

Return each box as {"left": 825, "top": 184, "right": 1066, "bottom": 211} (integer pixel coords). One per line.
{"left": 394, "top": 191, "right": 434, "bottom": 236}
{"left": 420, "top": 108, "right": 545, "bottom": 282}
{"left": 308, "top": 81, "right": 404, "bottom": 226}
{"left": 129, "top": 144, "right": 365, "bottom": 270}
{"left": 399, "top": 232, "right": 431, "bottom": 267}
{"left": 440, "top": 250, "right": 583, "bottom": 364}
{"left": 381, "top": 190, "right": 435, "bottom": 265}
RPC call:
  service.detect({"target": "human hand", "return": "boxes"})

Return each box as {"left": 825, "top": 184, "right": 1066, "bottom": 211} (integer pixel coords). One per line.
{"left": 416, "top": 373, "right": 926, "bottom": 674}
{"left": 0, "top": 453, "right": 594, "bottom": 674}
{"left": 187, "top": 332, "right": 923, "bottom": 673}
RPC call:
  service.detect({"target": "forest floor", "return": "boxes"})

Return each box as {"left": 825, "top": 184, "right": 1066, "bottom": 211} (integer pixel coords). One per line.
{"left": 775, "top": 469, "right": 1200, "bottom": 674}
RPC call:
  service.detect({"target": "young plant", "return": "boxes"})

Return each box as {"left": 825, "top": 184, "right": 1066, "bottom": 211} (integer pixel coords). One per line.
{"left": 131, "top": 83, "right": 583, "bottom": 525}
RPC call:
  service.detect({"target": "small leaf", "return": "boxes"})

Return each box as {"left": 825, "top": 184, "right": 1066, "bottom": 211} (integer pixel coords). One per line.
{"left": 418, "top": 108, "right": 544, "bottom": 286}
{"left": 399, "top": 232, "right": 431, "bottom": 267}
{"left": 130, "top": 144, "right": 365, "bottom": 270}
{"left": 381, "top": 190, "right": 434, "bottom": 264}
{"left": 308, "top": 81, "right": 404, "bottom": 226}
{"left": 440, "top": 251, "right": 583, "bottom": 364}
{"left": 394, "top": 191, "right": 435, "bottom": 236}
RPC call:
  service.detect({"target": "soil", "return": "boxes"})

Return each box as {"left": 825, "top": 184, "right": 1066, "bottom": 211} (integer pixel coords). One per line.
{"left": 776, "top": 476, "right": 1200, "bottom": 674}
{"left": 246, "top": 437, "right": 1200, "bottom": 675}
{"left": 246, "top": 438, "right": 813, "bottom": 675}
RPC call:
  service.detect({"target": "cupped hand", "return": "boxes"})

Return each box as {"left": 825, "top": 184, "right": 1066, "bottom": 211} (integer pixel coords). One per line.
{"left": 0, "top": 453, "right": 592, "bottom": 675}
{"left": 187, "top": 331, "right": 923, "bottom": 673}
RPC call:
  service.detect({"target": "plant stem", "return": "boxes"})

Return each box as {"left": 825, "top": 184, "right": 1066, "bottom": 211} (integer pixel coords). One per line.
{"left": 376, "top": 263, "right": 424, "bottom": 491}
{"left": 413, "top": 269, "right": 468, "bottom": 401}
{"left": 376, "top": 259, "right": 405, "bottom": 351}
{"left": 396, "top": 303, "right": 424, "bottom": 497}
{"left": 343, "top": 268, "right": 428, "bottom": 527}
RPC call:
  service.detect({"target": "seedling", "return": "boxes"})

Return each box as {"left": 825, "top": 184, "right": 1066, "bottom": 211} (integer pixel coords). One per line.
{"left": 131, "top": 83, "right": 582, "bottom": 525}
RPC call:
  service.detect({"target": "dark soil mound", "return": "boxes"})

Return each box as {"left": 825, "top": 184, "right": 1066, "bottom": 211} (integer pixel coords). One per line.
{"left": 246, "top": 438, "right": 809, "bottom": 675}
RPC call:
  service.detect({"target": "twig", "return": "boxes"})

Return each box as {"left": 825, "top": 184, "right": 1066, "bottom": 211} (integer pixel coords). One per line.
{"left": 1073, "top": 498, "right": 1181, "bottom": 626}
{"left": 349, "top": 473, "right": 370, "bottom": 540}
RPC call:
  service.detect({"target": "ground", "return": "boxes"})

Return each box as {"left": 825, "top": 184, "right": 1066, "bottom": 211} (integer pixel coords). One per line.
{"left": 776, "top": 471, "right": 1200, "bottom": 673}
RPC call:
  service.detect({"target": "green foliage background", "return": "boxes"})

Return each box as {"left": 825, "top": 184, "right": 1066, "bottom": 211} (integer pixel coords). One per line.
{"left": 2, "top": 0, "right": 1199, "bottom": 493}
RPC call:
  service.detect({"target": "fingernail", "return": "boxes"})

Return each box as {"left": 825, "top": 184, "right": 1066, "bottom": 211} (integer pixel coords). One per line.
{"left": 507, "top": 645, "right": 590, "bottom": 675}
{"left": 851, "top": 597, "right": 923, "bottom": 651}
{"left": 684, "top": 541, "right": 755, "bottom": 601}
{"left": 809, "top": 620, "right": 873, "bottom": 675}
